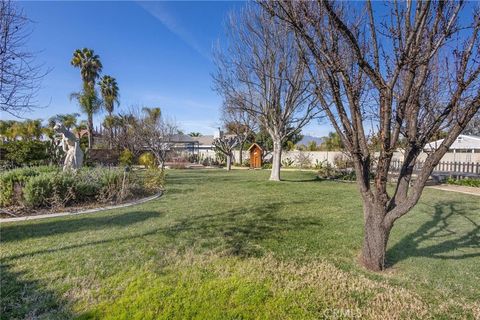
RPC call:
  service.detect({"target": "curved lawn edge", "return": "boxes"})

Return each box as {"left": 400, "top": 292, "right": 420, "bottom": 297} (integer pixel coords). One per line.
{"left": 0, "top": 192, "right": 163, "bottom": 223}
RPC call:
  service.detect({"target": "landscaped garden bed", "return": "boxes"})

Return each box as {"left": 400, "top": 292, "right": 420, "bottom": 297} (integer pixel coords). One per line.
{"left": 0, "top": 166, "right": 164, "bottom": 218}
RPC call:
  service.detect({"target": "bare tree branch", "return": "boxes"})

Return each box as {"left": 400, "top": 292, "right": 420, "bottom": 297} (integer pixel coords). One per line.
{"left": 0, "top": 0, "right": 46, "bottom": 117}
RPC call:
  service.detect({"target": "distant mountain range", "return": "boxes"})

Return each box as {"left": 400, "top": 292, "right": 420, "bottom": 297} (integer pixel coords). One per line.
{"left": 297, "top": 135, "right": 324, "bottom": 146}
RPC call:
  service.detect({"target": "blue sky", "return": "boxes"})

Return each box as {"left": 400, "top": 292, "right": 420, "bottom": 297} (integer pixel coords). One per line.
{"left": 5, "top": 1, "right": 332, "bottom": 137}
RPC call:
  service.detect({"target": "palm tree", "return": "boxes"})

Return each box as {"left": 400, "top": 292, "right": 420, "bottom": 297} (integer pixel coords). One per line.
{"left": 71, "top": 48, "right": 103, "bottom": 89}
{"left": 69, "top": 90, "right": 102, "bottom": 149}
{"left": 142, "top": 107, "right": 161, "bottom": 124}
{"left": 99, "top": 75, "right": 119, "bottom": 148}
{"left": 71, "top": 48, "right": 103, "bottom": 149}
{"left": 23, "top": 119, "right": 43, "bottom": 140}
{"left": 189, "top": 132, "right": 202, "bottom": 137}
{"left": 99, "top": 75, "right": 119, "bottom": 116}
{"left": 102, "top": 115, "right": 120, "bottom": 148}
{"left": 50, "top": 113, "right": 80, "bottom": 130}
{"left": 0, "top": 121, "right": 15, "bottom": 141}
{"left": 7, "top": 121, "right": 25, "bottom": 140}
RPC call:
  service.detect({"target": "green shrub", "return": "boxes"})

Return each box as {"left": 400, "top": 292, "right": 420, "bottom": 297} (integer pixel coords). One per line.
{"left": 316, "top": 161, "right": 337, "bottom": 179}
{"left": 119, "top": 149, "right": 134, "bottom": 166}
{"left": 333, "top": 154, "right": 354, "bottom": 169}
{"left": 139, "top": 152, "right": 156, "bottom": 169}
{"left": 96, "top": 168, "right": 127, "bottom": 203}
{"left": 2, "top": 140, "right": 50, "bottom": 167}
{"left": 262, "top": 163, "right": 272, "bottom": 169}
{"left": 446, "top": 177, "right": 480, "bottom": 188}
{"left": 143, "top": 169, "right": 165, "bottom": 193}
{"left": 76, "top": 181, "right": 100, "bottom": 201}
{"left": 339, "top": 171, "right": 356, "bottom": 181}
{"left": 23, "top": 171, "right": 77, "bottom": 208}
{"left": 23, "top": 173, "right": 54, "bottom": 208}
{"left": 0, "top": 166, "right": 57, "bottom": 206}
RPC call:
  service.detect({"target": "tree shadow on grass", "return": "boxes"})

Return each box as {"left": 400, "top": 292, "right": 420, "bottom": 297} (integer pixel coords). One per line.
{"left": 165, "top": 187, "right": 196, "bottom": 195}
{"left": 1, "top": 262, "right": 74, "bottom": 319}
{"left": 3, "top": 201, "right": 322, "bottom": 261}
{"left": 281, "top": 177, "right": 320, "bottom": 183}
{"left": 160, "top": 201, "right": 323, "bottom": 257}
{"left": 0, "top": 200, "right": 323, "bottom": 318}
{"left": 387, "top": 201, "right": 480, "bottom": 266}
{"left": 0, "top": 210, "right": 161, "bottom": 243}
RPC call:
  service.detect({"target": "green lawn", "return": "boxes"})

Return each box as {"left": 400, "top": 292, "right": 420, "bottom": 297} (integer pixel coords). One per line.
{"left": 1, "top": 169, "right": 479, "bottom": 319}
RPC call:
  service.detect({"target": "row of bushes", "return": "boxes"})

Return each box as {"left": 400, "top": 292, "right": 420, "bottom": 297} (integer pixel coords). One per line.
{"left": 0, "top": 141, "right": 56, "bottom": 169}
{"left": 446, "top": 177, "right": 480, "bottom": 188}
{"left": 0, "top": 166, "right": 164, "bottom": 209}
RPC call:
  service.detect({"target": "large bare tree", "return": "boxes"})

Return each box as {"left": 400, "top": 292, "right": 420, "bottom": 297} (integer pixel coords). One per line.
{"left": 264, "top": 1, "right": 480, "bottom": 270}
{"left": 213, "top": 4, "right": 319, "bottom": 181}
{"left": 0, "top": 0, "right": 45, "bottom": 117}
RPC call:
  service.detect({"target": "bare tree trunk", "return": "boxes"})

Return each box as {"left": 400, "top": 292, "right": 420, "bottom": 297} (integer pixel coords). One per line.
{"left": 270, "top": 138, "right": 282, "bottom": 181}
{"left": 239, "top": 143, "right": 244, "bottom": 166}
{"left": 361, "top": 202, "right": 392, "bottom": 271}
{"left": 226, "top": 153, "right": 232, "bottom": 171}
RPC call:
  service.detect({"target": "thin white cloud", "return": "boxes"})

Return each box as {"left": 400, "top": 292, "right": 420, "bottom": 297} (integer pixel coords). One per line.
{"left": 138, "top": 2, "right": 211, "bottom": 60}
{"left": 140, "top": 93, "right": 217, "bottom": 111}
{"left": 179, "top": 120, "right": 221, "bottom": 135}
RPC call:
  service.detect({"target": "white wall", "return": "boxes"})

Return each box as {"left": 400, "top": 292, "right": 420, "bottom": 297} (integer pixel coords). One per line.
{"left": 232, "top": 150, "right": 480, "bottom": 167}
{"left": 232, "top": 150, "right": 346, "bottom": 167}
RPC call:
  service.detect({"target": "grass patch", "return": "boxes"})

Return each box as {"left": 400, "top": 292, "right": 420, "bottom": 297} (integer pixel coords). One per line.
{"left": 1, "top": 169, "right": 479, "bottom": 319}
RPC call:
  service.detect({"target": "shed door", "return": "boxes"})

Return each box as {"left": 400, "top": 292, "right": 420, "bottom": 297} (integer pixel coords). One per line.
{"left": 252, "top": 149, "right": 260, "bottom": 168}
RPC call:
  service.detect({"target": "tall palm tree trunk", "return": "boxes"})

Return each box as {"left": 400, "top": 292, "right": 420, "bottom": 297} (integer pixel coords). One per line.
{"left": 88, "top": 113, "right": 94, "bottom": 149}
{"left": 108, "top": 111, "right": 113, "bottom": 149}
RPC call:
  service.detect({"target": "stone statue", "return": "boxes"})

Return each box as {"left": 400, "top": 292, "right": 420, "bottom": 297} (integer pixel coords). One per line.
{"left": 54, "top": 123, "right": 84, "bottom": 170}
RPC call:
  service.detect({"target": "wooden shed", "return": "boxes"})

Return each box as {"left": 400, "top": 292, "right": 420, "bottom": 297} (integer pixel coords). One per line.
{"left": 248, "top": 143, "right": 263, "bottom": 169}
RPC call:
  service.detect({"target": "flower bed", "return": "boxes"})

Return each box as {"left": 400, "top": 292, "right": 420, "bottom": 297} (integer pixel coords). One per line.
{"left": 0, "top": 166, "right": 164, "bottom": 217}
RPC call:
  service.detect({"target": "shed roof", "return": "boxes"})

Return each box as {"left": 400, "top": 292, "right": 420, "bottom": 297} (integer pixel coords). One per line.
{"left": 424, "top": 135, "right": 480, "bottom": 151}
{"left": 248, "top": 143, "right": 263, "bottom": 151}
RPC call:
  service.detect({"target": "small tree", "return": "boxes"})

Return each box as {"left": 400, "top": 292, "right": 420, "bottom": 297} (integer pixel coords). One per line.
{"left": 134, "top": 107, "right": 177, "bottom": 171}
{"left": 222, "top": 100, "right": 257, "bottom": 166}
{"left": 213, "top": 134, "right": 239, "bottom": 171}
{"left": 307, "top": 141, "right": 318, "bottom": 151}
{"left": 106, "top": 111, "right": 143, "bottom": 158}
{"left": 320, "top": 132, "right": 344, "bottom": 151}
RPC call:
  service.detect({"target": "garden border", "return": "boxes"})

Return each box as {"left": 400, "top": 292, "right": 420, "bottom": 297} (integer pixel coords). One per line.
{"left": 0, "top": 192, "right": 163, "bottom": 223}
